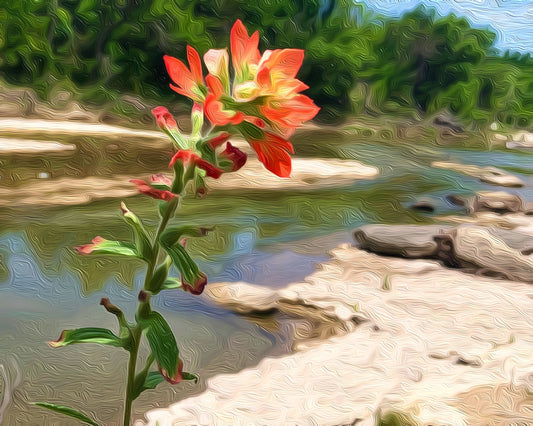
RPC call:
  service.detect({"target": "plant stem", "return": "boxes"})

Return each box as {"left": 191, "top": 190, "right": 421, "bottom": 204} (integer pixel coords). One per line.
{"left": 123, "top": 325, "right": 142, "bottom": 426}
{"left": 122, "top": 197, "right": 179, "bottom": 426}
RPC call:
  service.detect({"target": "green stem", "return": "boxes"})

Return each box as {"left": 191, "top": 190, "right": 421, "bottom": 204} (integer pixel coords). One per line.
{"left": 123, "top": 325, "right": 142, "bottom": 426}
{"left": 122, "top": 197, "right": 179, "bottom": 426}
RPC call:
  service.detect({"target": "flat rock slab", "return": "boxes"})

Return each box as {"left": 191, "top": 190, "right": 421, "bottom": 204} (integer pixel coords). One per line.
{"left": 0, "top": 118, "right": 166, "bottom": 140}
{"left": 0, "top": 156, "right": 378, "bottom": 208}
{"left": 353, "top": 221, "right": 533, "bottom": 282}
{"left": 208, "top": 157, "right": 379, "bottom": 191}
{"left": 448, "top": 225, "right": 533, "bottom": 282}
{"left": 448, "top": 191, "right": 527, "bottom": 214}
{"left": 432, "top": 161, "right": 524, "bottom": 188}
{"left": 353, "top": 224, "right": 452, "bottom": 258}
{"left": 141, "top": 244, "right": 533, "bottom": 425}
{"left": 0, "top": 175, "right": 137, "bottom": 208}
{"left": 0, "top": 138, "right": 76, "bottom": 153}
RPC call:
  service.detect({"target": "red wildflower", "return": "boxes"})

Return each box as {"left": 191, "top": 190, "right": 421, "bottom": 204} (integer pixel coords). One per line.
{"left": 248, "top": 132, "right": 294, "bottom": 178}
{"left": 164, "top": 46, "right": 205, "bottom": 102}
{"left": 130, "top": 179, "right": 177, "bottom": 201}
{"left": 151, "top": 106, "right": 178, "bottom": 131}
{"left": 169, "top": 150, "right": 223, "bottom": 179}
{"left": 74, "top": 236, "right": 106, "bottom": 255}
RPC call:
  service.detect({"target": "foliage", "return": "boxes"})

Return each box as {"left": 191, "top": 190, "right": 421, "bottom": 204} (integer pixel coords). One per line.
{"left": 1, "top": 1, "right": 533, "bottom": 128}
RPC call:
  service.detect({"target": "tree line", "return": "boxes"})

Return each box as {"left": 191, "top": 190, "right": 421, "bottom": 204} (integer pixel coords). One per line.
{"left": 1, "top": 0, "right": 532, "bottom": 128}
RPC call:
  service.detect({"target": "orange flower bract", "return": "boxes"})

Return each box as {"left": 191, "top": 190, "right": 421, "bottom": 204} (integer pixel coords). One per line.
{"left": 162, "top": 20, "right": 320, "bottom": 178}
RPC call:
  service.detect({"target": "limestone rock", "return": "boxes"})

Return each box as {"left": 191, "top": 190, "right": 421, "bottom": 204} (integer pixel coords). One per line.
{"left": 204, "top": 282, "right": 279, "bottom": 315}
{"left": 141, "top": 245, "right": 533, "bottom": 425}
{"left": 432, "top": 161, "right": 524, "bottom": 188}
{"left": 353, "top": 224, "right": 451, "bottom": 258}
{"left": 448, "top": 191, "right": 526, "bottom": 214}
{"left": 446, "top": 225, "right": 533, "bottom": 282}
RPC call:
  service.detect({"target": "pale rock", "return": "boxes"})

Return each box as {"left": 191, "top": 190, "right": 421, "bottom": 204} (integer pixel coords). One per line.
{"left": 432, "top": 161, "right": 524, "bottom": 187}
{"left": 142, "top": 244, "right": 533, "bottom": 425}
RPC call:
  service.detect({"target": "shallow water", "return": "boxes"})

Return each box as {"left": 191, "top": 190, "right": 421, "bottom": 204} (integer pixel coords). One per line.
{"left": 0, "top": 128, "right": 531, "bottom": 424}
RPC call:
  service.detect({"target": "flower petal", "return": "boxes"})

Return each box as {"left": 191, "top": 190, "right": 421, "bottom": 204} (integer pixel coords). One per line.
{"left": 152, "top": 106, "right": 178, "bottom": 131}
{"left": 219, "top": 142, "right": 247, "bottom": 171}
{"left": 249, "top": 132, "right": 294, "bottom": 178}
{"left": 169, "top": 150, "right": 223, "bottom": 179}
{"left": 230, "top": 20, "right": 261, "bottom": 81}
{"left": 206, "top": 132, "right": 231, "bottom": 149}
{"left": 186, "top": 46, "right": 203, "bottom": 83}
{"left": 261, "top": 94, "right": 320, "bottom": 132}
{"left": 164, "top": 54, "right": 204, "bottom": 102}
{"left": 205, "top": 92, "right": 244, "bottom": 126}
{"left": 130, "top": 179, "right": 176, "bottom": 201}
{"left": 204, "top": 49, "right": 230, "bottom": 92}
{"left": 261, "top": 49, "right": 305, "bottom": 80}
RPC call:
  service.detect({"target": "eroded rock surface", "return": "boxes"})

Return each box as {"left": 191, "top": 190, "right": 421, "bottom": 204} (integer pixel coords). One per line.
{"left": 353, "top": 224, "right": 452, "bottom": 258}
{"left": 141, "top": 244, "right": 533, "bottom": 425}
{"left": 448, "top": 191, "right": 527, "bottom": 214}
{"left": 432, "top": 161, "right": 524, "bottom": 187}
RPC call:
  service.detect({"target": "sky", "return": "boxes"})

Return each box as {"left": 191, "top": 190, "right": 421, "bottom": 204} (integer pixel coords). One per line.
{"left": 355, "top": 0, "right": 533, "bottom": 53}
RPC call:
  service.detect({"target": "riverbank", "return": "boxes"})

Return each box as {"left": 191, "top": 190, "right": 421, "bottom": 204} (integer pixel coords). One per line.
{"left": 142, "top": 207, "right": 533, "bottom": 425}
{"left": 1, "top": 117, "right": 533, "bottom": 424}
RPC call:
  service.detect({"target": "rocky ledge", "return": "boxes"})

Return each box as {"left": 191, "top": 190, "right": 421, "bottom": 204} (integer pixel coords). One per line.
{"left": 140, "top": 193, "right": 533, "bottom": 425}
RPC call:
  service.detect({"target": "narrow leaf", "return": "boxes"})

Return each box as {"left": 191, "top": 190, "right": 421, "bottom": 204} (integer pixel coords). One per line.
{"left": 132, "top": 371, "right": 167, "bottom": 400}
{"left": 120, "top": 202, "right": 153, "bottom": 261}
{"left": 159, "top": 226, "right": 210, "bottom": 248}
{"left": 164, "top": 244, "right": 200, "bottom": 286}
{"left": 159, "top": 277, "right": 182, "bottom": 291}
{"left": 75, "top": 237, "right": 140, "bottom": 258}
{"left": 49, "top": 328, "right": 124, "bottom": 348}
{"left": 32, "top": 402, "right": 99, "bottom": 426}
{"left": 146, "top": 257, "right": 172, "bottom": 293}
{"left": 181, "top": 372, "right": 199, "bottom": 384}
{"left": 139, "top": 311, "right": 181, "bottom": 384}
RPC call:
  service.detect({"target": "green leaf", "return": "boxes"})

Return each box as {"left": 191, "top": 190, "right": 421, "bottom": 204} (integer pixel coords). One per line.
{"left": 171, "top": 159, "right": 184, "bottom": 194}
{"left": 181, "top": 372, "right": 199, "bottom": 384}
{"left": 131, "top": 371, "right": 166, "bottom": 400}
{"left": 120, "top": 202, "right": 153, "bottom": 261}
{"left": 139, "top": 311, "right": 181, "bottom": 384}
{"left": 146, "top": 257, "right": 172, "bottom": 293}
{"left": 159, "top": 277, "right": 182, "bottom": 291}
{"left": 49, "top": 328, "right": 125, "bottom": 349}
{"left": 164, "top": 244, "right": 201, "bottom": 286}
{"left": 32, "top": 402, "right": 99, "bottom": 425}
{"left": 159, "top": 226, "right": 210, "bottom": 248}
{"left": 99, "top": 299, "right": 133, "bottom": 349}
{"left": 79, "top": 239, "right": 140, "bottom": 258}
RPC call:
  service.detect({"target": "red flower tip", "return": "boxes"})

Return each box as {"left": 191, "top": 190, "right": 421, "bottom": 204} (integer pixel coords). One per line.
{"left": 220, "top": 142, "right": 247, "bottom": 171}
{"left": 159, "top": 360, "right": 183, "bottom": 385}
{"left": 48, "top": 330, "right": 67, "bottom": 348}
{"left": 181, "top": 273, "right": 208, "bottom": 295}
{"left": 149, "top": 173, "right": 173, "bottom": 188}
{"left": 206, "top": 133, "right": 231, "bottom": 150}
{"left": 74, "top": 236, "right": 105, "bottom": 255}
{"left": 169, "top": 150, "right": 223, "bottom": 179}
{"left": 152, "top": 106, "right": 178, "bottom": 131}
{"left": 248, "top": 132, "right": 294, "bottom": 178}
{"left": 130, "top": 179, "right": 176, "bottom": 201}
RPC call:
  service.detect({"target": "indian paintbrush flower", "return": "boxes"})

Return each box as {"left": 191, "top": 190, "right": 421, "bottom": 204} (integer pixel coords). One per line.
{"left": 42, "top": 19, "right": 318, "bottom": 426}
